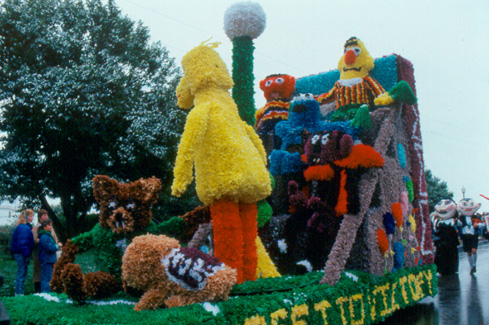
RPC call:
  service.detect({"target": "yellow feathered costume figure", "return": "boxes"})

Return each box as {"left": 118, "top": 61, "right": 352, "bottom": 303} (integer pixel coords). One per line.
{"left": 172, "top": 42, "right": 272, "bottom": 283}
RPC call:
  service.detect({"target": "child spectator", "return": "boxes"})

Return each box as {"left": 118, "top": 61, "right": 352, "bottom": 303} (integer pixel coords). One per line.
{"left": 32, "top": 209, "right": 59, "bottom": 293}
{"left": 37, "top": 219, "right": 61, "bottom": 293}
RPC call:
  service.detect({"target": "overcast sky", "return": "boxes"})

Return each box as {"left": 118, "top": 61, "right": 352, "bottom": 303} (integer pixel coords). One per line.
{"left": 114, "top": 0, "right": 489, "bottom": 212}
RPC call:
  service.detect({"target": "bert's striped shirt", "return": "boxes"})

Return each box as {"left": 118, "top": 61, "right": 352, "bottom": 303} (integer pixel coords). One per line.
{"left": 316, "top": 76, "right": 385, "bottom": 109}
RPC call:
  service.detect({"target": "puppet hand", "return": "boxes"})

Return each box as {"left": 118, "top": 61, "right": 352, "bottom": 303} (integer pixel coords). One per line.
{"left": 374, "top": 92, "right": 395, "bottom": 106}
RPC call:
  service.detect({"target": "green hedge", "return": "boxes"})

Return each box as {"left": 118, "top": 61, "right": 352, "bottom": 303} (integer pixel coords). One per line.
{"left": 1, "top": 264, "right": 437, "bottom": 324}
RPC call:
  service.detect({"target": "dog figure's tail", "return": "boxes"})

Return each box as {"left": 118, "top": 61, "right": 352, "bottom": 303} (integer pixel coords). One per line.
{"left": 51, "top": 239, "right": 78, "bottom": 293}
{"left": 51, "top": 239, "right": 120, "bottom": 303}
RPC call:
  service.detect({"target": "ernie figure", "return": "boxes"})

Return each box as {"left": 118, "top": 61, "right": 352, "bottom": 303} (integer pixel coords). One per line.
{"left": 172, "top": 42, "right": 271, "bottom": 284}
{"left": 254, "top": 74, "right": 295, "bottom": 153}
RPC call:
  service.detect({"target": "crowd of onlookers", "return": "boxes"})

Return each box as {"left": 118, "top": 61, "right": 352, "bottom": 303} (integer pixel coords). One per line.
{"left": 10, "top": 209, "right": 62, "bottom": 296}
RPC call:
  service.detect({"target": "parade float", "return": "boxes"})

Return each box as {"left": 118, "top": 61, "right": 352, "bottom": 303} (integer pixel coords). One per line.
{"left": 2, "top": 2, "right": 437, "bottom": 324}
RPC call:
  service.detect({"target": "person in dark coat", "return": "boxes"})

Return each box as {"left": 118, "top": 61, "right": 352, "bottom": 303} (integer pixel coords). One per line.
{"left": 10, "top": 209, "right": 35, "bottom": 296}
{"left": 37, "top": 219, "right": 60, "bottom": 293}
{"left": 432, "top": 199, "right": 459, "bottom": 276}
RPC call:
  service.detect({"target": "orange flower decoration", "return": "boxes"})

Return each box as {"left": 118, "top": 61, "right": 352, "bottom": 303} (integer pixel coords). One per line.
{"left": 377, "top": 229, "right": 389, "bottom": 255}
{"left": 391, "top": 202, "right": 403, "bottom": 227}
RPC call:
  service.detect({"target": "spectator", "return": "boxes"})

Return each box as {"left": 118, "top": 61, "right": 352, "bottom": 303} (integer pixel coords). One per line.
{"left": 10, "top": 209, "right": 35, "bottom": 296}
{"left": 37, "top": 219, "right": 60, "bottom": 293}
{"left": 32, "top": 209, "right": 58, "bottom": 293}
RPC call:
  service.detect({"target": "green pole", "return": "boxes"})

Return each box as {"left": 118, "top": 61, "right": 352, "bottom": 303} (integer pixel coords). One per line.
{"left": 231, "top": 36, "right": 256, "bottom": 126}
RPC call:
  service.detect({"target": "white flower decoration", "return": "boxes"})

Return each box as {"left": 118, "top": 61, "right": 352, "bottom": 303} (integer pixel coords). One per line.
{"left": 277, "top": 238, "right": 288, "bottom": 253}
{"left": 224, "top": 2, "right": 266, "bottom": 40}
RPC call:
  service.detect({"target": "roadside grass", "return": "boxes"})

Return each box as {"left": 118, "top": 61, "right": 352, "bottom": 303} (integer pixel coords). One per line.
{"left": 0, "top": 248, "right": 98, "bottom": 297}
{"left": 0, "top": 249, "right": 34, "bottom": 297}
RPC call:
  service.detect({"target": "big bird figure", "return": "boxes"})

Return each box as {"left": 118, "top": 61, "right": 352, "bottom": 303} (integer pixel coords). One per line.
{"left": 172, "top": 42, "right": 272, "bottom": 284}
{"left": 317, "top": 37, "right": 415, "bottom": 122}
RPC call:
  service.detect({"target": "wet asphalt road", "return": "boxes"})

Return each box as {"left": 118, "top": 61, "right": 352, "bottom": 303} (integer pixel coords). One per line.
{"left": 379, "top": 239, "right": 489, "bottom": 325}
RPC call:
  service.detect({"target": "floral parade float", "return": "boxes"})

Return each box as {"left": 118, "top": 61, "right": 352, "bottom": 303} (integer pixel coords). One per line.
{"left": 2, "top": 2, "right": 437, "bottom": 324}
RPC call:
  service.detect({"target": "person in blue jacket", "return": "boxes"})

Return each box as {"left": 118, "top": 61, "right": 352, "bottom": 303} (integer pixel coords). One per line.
{"left": 10, "top": 209, "right": 35, "bottom": 296}
{"left": 37, "top": 219, "right": 60, "bottom": 293}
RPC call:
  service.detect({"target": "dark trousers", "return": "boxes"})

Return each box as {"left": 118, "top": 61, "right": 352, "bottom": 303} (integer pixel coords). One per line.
{"left": 13, "top": 253, "right": 30, "bottom": 295}
{"left": 40, "top": 263, "right": 54, "bottom": 293}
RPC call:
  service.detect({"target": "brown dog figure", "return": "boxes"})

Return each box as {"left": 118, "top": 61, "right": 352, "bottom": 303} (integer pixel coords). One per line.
{"left": 51, "top": 175, "right": 162, "bottom": 302}
{"left": 122, "top": 234, "right": 237, "bottom": 311}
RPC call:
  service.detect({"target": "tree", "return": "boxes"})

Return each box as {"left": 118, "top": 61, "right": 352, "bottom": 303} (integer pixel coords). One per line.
{"left": 0, "top": 0, "right": 198, "bottom": 240}
{"left": 425, "top": 169, "right": 454, "bottom": 213}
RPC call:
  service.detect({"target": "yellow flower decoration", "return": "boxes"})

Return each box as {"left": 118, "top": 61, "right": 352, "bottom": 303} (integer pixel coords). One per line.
{"left": 255, "top": 237, "right": 280, "bottom": 278}
{"left": 409, "top": 214, "right": 416, "bottom": 233}
{"left": 172, "top": 42, "right": 271, "bottom": 205}
{"left": 291, "top": 304, "right": 309, "bottom": 325}
{"left": 270, "top": 309, "right": 288, "bottom": 324}
{"left": 244, "top": 315, "right": 266, "bottom": 325}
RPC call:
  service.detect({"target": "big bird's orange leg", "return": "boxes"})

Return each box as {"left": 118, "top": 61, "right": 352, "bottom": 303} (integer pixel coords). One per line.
{"left": 210, "top": 199, "right": 244, "bottom": 283}
{"left": 239, "top": 202, "right": 258, "bottom": 282}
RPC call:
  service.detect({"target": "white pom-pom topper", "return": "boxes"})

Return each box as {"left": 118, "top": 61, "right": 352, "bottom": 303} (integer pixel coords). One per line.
{"left": 224, "top": 2, "right": 266, "bottom": 40}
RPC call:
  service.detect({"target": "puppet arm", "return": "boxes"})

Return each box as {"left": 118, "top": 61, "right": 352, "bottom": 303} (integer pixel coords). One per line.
{"left": 244, "top": 123, "right": 268, "bottom": 165}
{"left": 316, "top": 83, "right": 337, "bottom": 105}
{"left": 254, "top": 106, "right": 266, "bottom": 129}
{"left": 374, "top": 80, "right": 416, "bottom": 106}
{"left": 171, "top": 104, "right": 210, "bottom": 197}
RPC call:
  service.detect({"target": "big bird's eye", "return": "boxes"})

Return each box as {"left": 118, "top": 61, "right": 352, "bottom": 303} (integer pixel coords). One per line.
{"left": 265, "top": 80, "right": 273, "bottom": 87}
{"left": 353, "top": 47, "right": 361, "bottom": 55}
{"left": 275, "top": 77, "right": 284, "bottom": 84}
{"left": 321, "top": 134, "right": 330, "bottom": 145}
{"left": 311, "top": 134, "right": 320, "bottom": 144}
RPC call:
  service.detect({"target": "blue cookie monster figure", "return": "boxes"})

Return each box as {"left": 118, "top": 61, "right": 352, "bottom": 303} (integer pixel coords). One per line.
{"left": 270, "top": 94, "right": 359, "bottom": 176}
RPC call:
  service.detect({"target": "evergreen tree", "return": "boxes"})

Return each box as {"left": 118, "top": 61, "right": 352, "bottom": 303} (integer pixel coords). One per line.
{"left": 425, "top": 169, "right": 454, "bottom": 213}
{"left": 0, "top": 0, "right": 198, "bottom": 240}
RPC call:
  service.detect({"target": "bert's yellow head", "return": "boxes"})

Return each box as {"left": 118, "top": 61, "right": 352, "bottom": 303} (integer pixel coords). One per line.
{"left": 337, "top": 37, "right": 374, "bottom": 80}
{"left": 180, "top": 41, "right": 234, "bottom": 96}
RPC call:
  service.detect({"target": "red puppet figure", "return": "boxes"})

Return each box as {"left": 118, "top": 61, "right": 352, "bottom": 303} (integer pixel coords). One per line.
{"left": 304, "top": 130, "right": 384, "bottom": 217}
{"left": 255, "top": 74, "right": 296, "bottom": 153}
